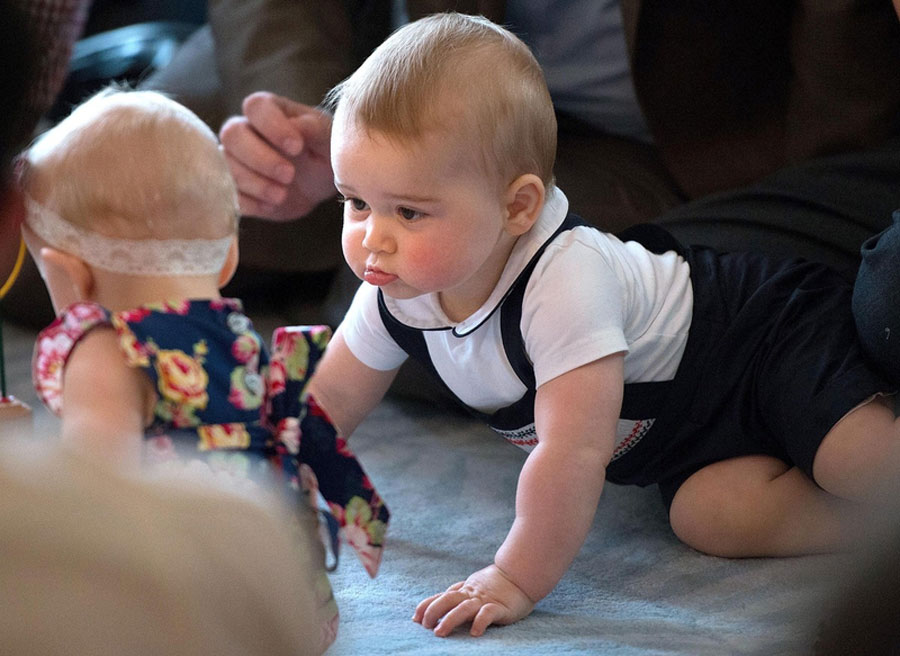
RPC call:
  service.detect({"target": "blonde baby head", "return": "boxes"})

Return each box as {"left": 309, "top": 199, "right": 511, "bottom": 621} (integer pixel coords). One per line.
{"left": 19, "top": 88, "right": 240, "bottom": 311}
{"left": 21, "top": 87, "right": 238, "bottom": 243}
{"left": 328, "top": 12, "right": 557, "bottom": 192}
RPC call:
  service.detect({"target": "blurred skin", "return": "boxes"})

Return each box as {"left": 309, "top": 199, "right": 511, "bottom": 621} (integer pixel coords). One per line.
{"left": 0, "top": 187, "right": 25, "bottom": 288}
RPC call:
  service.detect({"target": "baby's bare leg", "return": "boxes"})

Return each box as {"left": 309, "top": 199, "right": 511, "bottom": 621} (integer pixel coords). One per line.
{"left": 668, "top": 455, "right": 862, "bottom": 557}
{"left": 669, "top": 398, "right": 900, "bottom": 558}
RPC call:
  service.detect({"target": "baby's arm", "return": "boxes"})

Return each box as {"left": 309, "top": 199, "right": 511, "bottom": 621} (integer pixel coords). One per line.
{"left": 307, "top": 326, "right": 400, "bottom": 437}
{"left": 414, "top": 352, "right": 624, "bottom": 637}
{"left": 60, "top": 328, "right": 154, "bottom": 467}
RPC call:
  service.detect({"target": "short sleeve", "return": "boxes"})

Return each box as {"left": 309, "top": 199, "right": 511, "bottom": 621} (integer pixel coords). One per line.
{"left": 32, "top": 302, "right": 112, "bottom": 415}
{"left": 522, "top": 233, "right": 630, "bottom": 388}
{"left": 339, "top": 283, "right": 409, "bottom": 371}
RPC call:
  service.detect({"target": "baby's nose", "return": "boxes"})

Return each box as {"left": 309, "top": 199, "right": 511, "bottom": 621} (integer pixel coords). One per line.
{"left": 362, "top": 215, "right": 395, "bottom": 252}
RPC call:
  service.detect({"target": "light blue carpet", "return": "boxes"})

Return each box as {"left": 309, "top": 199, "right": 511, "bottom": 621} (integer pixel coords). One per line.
{"left": 328, "top": 398, "right": 840, "bottom": 655}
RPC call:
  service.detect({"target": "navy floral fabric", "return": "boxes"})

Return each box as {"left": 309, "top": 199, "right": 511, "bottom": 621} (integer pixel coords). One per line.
{"left": 34, "top": 299, "right": 389, "bottom": 576}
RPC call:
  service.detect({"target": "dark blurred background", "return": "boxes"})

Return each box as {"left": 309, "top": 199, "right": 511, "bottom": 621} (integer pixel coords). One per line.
{"left": 47, "top": 0, "right": 206, "bottom": 123}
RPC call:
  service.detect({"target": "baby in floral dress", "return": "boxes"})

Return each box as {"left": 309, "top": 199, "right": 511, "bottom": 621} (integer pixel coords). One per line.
{"left": 19, "top": 88, "right": 389, "bottom": 652}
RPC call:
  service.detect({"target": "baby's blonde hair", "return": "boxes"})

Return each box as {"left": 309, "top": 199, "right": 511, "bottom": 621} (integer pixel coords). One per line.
{"left": 21, "top": 87, "right": 238, "bottom": 241}
{"left": 327, "top": 13, "right": 557, "bottom": 189}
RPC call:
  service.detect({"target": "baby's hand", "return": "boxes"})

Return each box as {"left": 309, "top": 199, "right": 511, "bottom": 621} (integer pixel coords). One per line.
{"left": 412, "top": 564, "right": 535, "bottom": 637}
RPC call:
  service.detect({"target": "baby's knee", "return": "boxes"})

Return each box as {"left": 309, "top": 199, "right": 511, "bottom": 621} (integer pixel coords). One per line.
{"left": 669, "top": 497, "right": 758, "bottom": 557}
{"left": 668, "top": 460, "right": 788, "bottom": 557}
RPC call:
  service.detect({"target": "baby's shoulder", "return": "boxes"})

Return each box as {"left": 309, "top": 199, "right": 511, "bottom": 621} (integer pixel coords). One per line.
{"left": 530, "top": 226, "right": 627, "bottom": 288}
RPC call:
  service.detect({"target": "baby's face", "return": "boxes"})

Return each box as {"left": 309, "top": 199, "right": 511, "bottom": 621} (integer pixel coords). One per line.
{"left": 332, "top": 115, "right": 518, "bottom": 321}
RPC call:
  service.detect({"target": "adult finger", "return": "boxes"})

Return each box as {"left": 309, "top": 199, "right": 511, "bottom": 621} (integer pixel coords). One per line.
{"left": 224, "top": 147, "right": 288, "bottom": 210}
{"left": 294, "top": 110, "right": 333, "bottom": 160}
{"left": 236, "top": 191, "right": 275, "bottom": 221}
{"left": 243, "top": 91, "right": 307, "bottom": 157}
{"left": 220, "top": 117, "right": 296, "bottom": 186}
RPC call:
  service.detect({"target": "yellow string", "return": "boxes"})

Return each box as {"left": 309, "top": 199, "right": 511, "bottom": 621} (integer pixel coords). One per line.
{"left": 0, "top": 236, "right": 26, "bottom": 300}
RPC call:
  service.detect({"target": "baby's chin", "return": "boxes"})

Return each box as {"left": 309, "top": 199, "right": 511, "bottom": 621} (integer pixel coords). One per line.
{"left": 381, "top": 286, "right": 427, "bottom": 300}
{"left": 378, "top": 281, "right": 432, "bottom": 302}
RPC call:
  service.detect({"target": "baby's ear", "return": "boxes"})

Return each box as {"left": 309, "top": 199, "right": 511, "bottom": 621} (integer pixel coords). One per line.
{"left": 217, "top": 236, "right": 239, "bottom": 289}
{"left": 504, "top": 174, "right": 545, "bottom": 237}
{"left": 40, "top": 246, "right": 94, "bottom": 311}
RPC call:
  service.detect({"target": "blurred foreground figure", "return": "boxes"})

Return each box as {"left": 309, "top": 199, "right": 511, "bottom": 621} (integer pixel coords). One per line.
{"left": 0, "top": 440, "right": 321, "bottom": 656}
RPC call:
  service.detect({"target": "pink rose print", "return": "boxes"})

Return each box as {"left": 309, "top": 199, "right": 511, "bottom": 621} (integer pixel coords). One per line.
{"left": 231, "top": 334, "right": 261, "bottom": 364}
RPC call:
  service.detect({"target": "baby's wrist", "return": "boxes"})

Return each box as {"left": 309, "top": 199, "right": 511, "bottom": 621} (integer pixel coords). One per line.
{"left": 490, "top": 560, "right": 541, "bottom": 605}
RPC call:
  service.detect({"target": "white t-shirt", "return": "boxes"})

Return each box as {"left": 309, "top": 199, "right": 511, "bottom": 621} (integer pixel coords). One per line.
{"left": 341, "top": 188, "right": 693, "bottom": 419}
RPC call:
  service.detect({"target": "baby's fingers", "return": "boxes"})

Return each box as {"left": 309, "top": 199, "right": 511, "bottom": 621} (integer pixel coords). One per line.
{"left": 470, "top": 602, "right": 506, "bottom": 637}
{"left": 412, "top": 593, "right": 441, "bottom": 624}
{"left": 434, "top": 598, "right": 483, "bottom": 638}
{"left": 417, "top": 590, "right": 471, "bottom": 630}
{"left": 413, "top": 581, "right": 465, "bottom": 623}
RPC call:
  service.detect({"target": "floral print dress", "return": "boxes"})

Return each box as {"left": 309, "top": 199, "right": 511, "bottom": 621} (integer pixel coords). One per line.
{"left": 33, "top": 299, "right": 390, "bottom": 650}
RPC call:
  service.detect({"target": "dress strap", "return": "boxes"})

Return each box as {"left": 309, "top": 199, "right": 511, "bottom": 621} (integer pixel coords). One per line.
{"left": 266, "top": 325, "right": 390, "bottom": 578}
{"left": 32, "top": 302, "right": 112, "bottom": 415}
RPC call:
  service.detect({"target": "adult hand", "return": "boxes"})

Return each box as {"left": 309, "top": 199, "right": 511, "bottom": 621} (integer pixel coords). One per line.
{"left": 219, "top": 92, "right": 336, "bottom": 221}
{"left": 412, "top": 564, "right": 535, "bottom": 637}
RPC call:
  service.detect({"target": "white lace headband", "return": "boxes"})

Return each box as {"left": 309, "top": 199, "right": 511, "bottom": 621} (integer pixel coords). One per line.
{"left": 23, "top": 195, "right": 233, "bottom": 276}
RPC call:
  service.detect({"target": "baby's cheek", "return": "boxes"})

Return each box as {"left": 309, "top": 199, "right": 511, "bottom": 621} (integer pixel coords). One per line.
{"left": 341, "top": 228, "right": 366, "bottom": 271}
{"left": 405, "top": 244, "right": 460, "bottom": 288}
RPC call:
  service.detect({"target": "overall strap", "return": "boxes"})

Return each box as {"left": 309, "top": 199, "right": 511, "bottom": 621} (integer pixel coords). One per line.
{"left": 498, "top": 213, "right": 591, "bottom": 389}
{"left": 377, "top": 290, "right": 438, "bottom": 378}
{"left": 376, "top": 292, "right": 494, "bottom": 421}
{"left": 487, "top": 214, "right": 590, "bottom": 433}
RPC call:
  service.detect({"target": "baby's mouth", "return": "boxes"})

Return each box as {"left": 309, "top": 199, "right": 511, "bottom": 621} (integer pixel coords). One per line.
{"left": 364, "top": 266, "right": 398, "bottom": 286}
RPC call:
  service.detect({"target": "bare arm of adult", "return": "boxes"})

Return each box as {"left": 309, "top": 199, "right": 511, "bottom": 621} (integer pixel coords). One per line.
{"left": 219, "top": 92, "right": 336, "bottom": 221}
{"left": 60, "top": 328, "right": 153, "bottom": 468}
{"left": 413, "top": 353, "right": 623, "bottom": 637}
{"left": 306, "top": 326, "right": 400, "bottom": 438}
